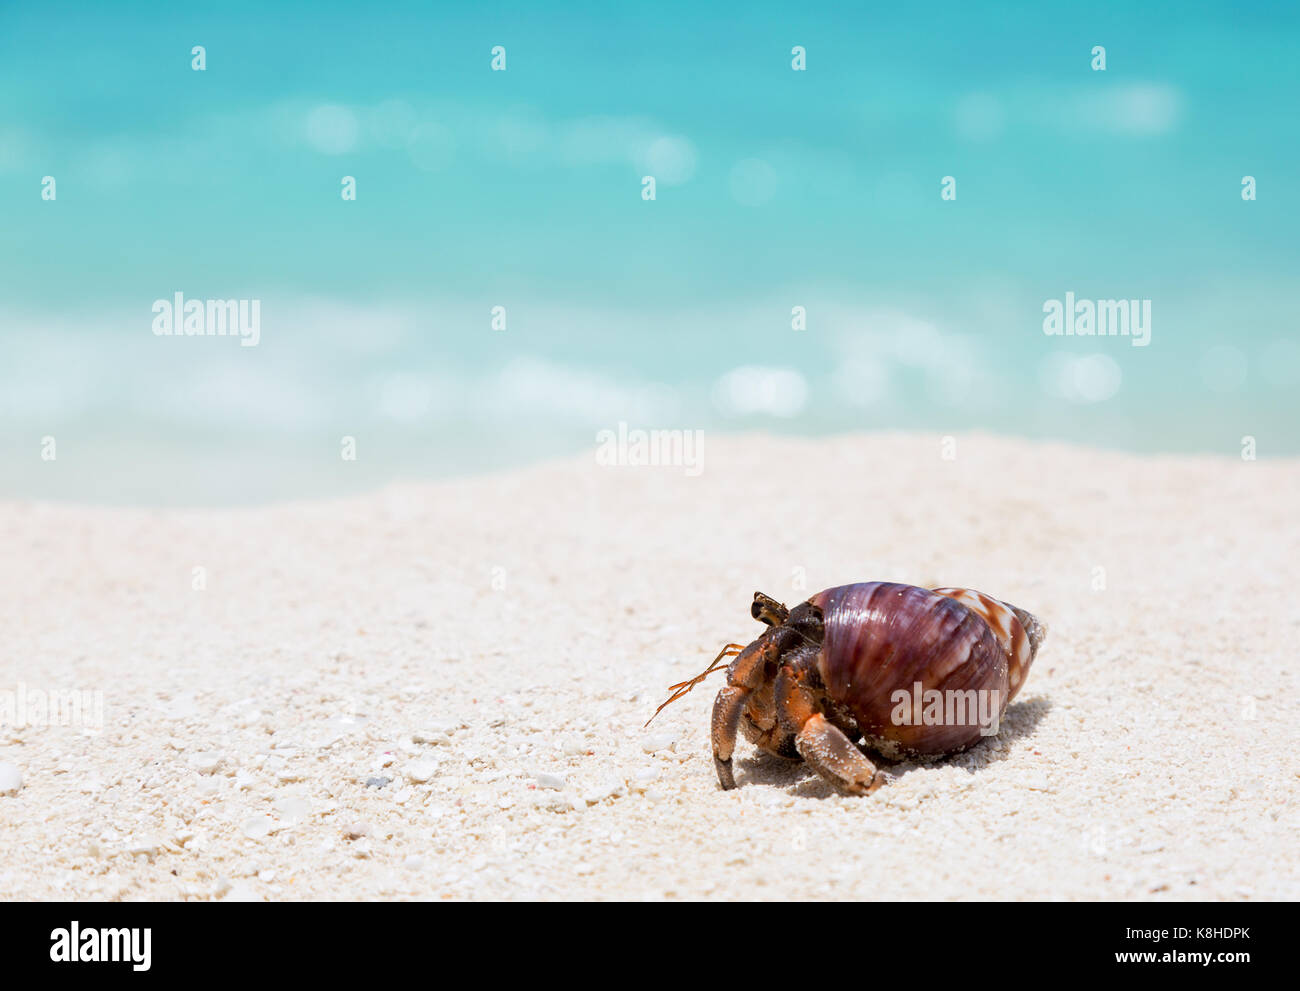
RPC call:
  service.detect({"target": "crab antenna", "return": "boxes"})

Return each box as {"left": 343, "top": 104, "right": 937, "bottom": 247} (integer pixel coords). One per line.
{"left": 643, "top": 643, "right": 744, "bottom": 727}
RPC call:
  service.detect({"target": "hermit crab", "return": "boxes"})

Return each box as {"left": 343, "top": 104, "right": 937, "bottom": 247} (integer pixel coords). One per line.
{"left": 648, "top": 582, "right": 1047, "bottom": 795}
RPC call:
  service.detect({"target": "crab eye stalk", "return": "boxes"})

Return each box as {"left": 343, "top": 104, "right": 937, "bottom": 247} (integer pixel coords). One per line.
{"left": 751, "top": 592, "right": 789, "bottom": 627}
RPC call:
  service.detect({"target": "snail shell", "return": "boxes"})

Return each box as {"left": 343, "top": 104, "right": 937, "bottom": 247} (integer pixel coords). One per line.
{"left": 930, "top": 586, "right": 1045, "bottom": 703}
{"left": 809, "top": 582, "right": 1044, "bottom": 759}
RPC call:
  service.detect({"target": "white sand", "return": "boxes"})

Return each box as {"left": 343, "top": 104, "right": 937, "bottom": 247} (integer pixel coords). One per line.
{"left": 1, "top": 433, "right": 1297, "bottom": 900}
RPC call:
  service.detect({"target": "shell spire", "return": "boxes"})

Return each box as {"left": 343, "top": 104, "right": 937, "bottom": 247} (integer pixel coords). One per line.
{"left": 930, "top": 587, "right": 1047, "bottom": 702}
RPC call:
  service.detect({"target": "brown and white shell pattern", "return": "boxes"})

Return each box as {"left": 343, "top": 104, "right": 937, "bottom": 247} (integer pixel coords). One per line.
{"left": 931, "top": 586, "right": 1045, "bottom": 703}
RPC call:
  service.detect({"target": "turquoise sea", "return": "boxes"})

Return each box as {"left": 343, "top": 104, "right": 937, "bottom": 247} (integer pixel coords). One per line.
{"left": 2, "top": 1, "right": 1297, "bottom": 503}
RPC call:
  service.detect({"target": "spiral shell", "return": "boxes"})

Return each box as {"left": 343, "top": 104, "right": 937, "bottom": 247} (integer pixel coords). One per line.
{"left": 931, "top": 586, "right": 1044, "bottom": 703}
{"left": 808, "top": 582, "right": 1043, "bottom": 759}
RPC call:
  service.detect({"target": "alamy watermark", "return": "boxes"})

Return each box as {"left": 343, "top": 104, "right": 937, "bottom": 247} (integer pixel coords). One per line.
{"left": 890, "top": 682, "right": 1001, "bottom": 736}
{"left": 152, "top": 292, "right": 261, "bottom": 347}
{"left": 1043, "top": 292, "right": 1150, "bottom": 347}
{"left": 0, "top": 683, "right": 104, "bottom": 732}
{"left": 595, "top": 422, "right": 704, "bottom": 477}
{"left": 50, "top": 922, "right": 151, "bottom": 972}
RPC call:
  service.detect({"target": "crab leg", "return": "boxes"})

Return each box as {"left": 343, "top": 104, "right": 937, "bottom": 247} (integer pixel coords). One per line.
{"left": 711, "top": 685, "right": 749, "bottom": 789}
{"left": 711, "top": 627, "right": 797, "bottom": 789}
{"left": 774, "top": 662, "right": 882, "bottom": 796}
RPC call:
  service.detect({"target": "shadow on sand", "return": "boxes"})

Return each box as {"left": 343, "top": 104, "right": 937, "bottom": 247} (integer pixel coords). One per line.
{"left": 734, "top": 695, "right": 1054, "bottom": 800}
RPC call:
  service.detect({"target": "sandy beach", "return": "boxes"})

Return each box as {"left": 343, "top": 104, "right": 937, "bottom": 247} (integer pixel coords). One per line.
{"left": 1, "top": 432, "right": 1296, "bottom": 901}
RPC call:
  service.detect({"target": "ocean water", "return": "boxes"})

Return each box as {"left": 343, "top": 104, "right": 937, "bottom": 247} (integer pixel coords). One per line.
{"left": 2, "top": 2, "right": 1297, "bottom": 504}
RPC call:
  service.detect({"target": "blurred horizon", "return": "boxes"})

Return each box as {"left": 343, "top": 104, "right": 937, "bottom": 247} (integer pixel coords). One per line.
{"left": 2, "top": 1, "right": 1298, "bottom": 504}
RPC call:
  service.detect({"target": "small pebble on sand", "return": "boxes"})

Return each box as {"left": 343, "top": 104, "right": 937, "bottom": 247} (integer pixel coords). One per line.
{"left": 405, "top": 762, "right": 437, "bottom": 783}
{"left": 641, "top": 734, "right": 676, "bottom": 754}
{"left": 584, "top": 777, "right": 626, "bottom": 805}
{"left": 189, "top": 752, "right": 221, "bottom": 774}
{"left": 0, "top": 763, "right": 22, "bottom": 795}
{"left": 630, "top": 767, "right": 659, "bottom": 792}
{"left": 274, "top": 796, "right": 310, "bottom": 823}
